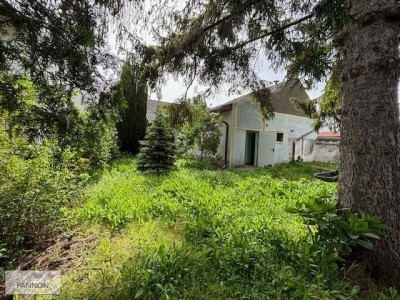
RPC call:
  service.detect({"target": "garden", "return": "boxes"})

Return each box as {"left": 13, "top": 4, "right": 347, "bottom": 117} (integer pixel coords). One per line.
{"left": 4, "top": 157, "right": 391, "bottom": 299}
{"left": 2, "top": 1, "right": 400, "bottom": 296}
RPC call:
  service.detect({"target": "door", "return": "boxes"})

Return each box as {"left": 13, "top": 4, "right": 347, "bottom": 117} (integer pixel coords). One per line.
{"left": 245, "top": 131, "right": 258, "bottom": 165}
{"left": 257, "top": 131, "right": 275, "bottom": 167}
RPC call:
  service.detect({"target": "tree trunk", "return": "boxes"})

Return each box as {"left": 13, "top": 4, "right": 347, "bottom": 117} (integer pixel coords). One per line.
{"left": 338, "top": 0, "right": 400, "bottom": 288}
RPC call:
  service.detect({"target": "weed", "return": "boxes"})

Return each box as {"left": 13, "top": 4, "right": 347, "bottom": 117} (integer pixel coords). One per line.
{"left": 59, "top": 158, "right": 364, "bottom": 299}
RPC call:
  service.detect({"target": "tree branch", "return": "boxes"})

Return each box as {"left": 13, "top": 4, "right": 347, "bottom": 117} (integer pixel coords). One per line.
{"left": 206, "top": 12, "right": 315, "bottom": 58}
{"left": 172, "top": 0, "right": 266, "bottom": 53}
{"left": 198, "top": 0, "right": 265, "bottom": 36}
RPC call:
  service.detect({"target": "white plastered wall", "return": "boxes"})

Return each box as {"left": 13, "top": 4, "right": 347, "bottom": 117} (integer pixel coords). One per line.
{"left": 264, "top": 113, "right": 316, "bottom": 163}
{"left": 216, "top": 99, "right": 316, "bottom": 167}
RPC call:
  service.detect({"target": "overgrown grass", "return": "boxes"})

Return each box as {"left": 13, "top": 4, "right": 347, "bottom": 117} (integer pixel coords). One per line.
{"left": 30, "top": 158, "right": 374, "bottom": 299}
{"left": 73, "top": 159, "right": 335, "bottom": 234}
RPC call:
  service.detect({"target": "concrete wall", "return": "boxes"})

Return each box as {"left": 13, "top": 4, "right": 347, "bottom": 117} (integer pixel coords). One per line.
{"left": 293, "top": 138, "right": 340, "bottom": 163}
{"left": 234, "top": 129, "right": 247, "bottom": 166}
{"left": 216, "top": 111, "right": 232, "bottom": 166}
{"left": 313, "top": 139, "right": 340, "bottom": 163}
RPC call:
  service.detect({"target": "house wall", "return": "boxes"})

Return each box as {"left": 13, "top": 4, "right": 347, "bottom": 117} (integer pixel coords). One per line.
{"left": 236, "top": 101, "right": 263, "bottom": 130}
{"left": 233, "top": 101, "right": 263, "bottom": 167}
{"left": 234, "top": 129, "right": 246, "bottom": 166}
{"left": 265, "top": 113, "right": 317, "bottom": 164}
{"left": 214, "top": 80, "right": 316, "bottom": 168}
{"left": 221, "top": 102, "right": 316, "bottom": 167}
{"left": 294, "top": 138, "right": 315, "bottom": 162}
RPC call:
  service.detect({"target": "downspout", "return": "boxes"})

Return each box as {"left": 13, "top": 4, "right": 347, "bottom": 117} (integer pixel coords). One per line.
{"left": 291, "top": 142, "right": 296, "bottom": 162}
{"left": 222, "top": 121, "right": 229, "bottom": 167}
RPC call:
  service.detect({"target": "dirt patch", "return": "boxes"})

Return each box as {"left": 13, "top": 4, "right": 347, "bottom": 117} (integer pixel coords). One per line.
{"left": 16, "top": 233, "right": 99, "bottom": 273}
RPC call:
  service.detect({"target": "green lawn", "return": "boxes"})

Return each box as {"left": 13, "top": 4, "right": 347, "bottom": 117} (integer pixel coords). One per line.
{"left": 37, "top": 158, "right": 363, "bottom": 299}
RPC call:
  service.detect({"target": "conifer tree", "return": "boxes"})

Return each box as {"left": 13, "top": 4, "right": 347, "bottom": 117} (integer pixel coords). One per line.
{"left": 116, "top": 60, "right": 148, "bottom": 154}
{"left": 137, "top": 112, "right": 175, "bottom": 172}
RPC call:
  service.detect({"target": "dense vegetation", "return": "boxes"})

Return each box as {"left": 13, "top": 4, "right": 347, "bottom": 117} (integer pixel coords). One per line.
{"left": 2, "top": 0, "right": 400, "bottom": 288}
{"left": 0, "top": 72, "right": 118, "bottom": 270}
{"left": 162, "top": 97, "right": 222, "bottom": 160}
{"left": 19, "top": 158, "right": 388, "bottom": 300}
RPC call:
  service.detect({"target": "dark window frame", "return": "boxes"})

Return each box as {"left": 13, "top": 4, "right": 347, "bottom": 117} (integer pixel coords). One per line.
{"left": 276, "top": 132, "right": 284, "bottom": 143}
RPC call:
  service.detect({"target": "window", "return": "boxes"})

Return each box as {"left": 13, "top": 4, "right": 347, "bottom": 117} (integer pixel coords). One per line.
{"left": 276, "top": 132, "right": 284, "bottom": 143}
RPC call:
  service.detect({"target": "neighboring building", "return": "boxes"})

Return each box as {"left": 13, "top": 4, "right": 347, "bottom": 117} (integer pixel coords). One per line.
{"left": 146, "top": 99, "right": 170, "bottom": 123}
{"left": 212, "top": 79, "right": 317, "bottom": 168}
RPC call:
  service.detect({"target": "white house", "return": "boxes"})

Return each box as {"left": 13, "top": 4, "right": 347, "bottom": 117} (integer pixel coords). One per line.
{"left": 212, "top": 80, "right": 317, "bottom": 168}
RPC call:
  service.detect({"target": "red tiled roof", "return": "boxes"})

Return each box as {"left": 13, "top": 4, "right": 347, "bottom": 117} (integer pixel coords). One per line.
{"left": 317, "top": 131, "right": 340, "bottom": 139}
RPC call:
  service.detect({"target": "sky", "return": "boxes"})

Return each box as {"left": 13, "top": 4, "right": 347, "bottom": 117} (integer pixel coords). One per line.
{"left": 151, "top": 67, "right": 326, "bottom": 107}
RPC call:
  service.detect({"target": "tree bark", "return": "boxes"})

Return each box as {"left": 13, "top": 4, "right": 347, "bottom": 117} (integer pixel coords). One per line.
{"left": 338, "top": 0, "right": 400, "bottom": 288}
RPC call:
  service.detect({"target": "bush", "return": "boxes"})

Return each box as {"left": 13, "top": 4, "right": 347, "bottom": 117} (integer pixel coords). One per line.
{"left": 78, "top": 112, "right": 119, "bottom": 167}
{"left": 0, "top": 70, "right": 118, "bottom": 268}
{"left": 0, "top": 71, "right": 118, "bottom": 169}
{"left": 162, "top": 96, "right": 222, "bottom": 160}
{"left": 0, "top": 131, "right": 89, "bottom": 266}
{"left": 287, "top": 192, "right": 389, "bottom": 271}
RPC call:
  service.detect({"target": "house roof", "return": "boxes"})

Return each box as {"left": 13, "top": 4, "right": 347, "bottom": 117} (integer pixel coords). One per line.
{"left": 317, "top": 131, "right": 340, "bottom": 140}
{"left": 210, "top": 79, "right": 308, "bottom": 117}
{"left": 146, "top": 99, "right": 171, "bottom": 122}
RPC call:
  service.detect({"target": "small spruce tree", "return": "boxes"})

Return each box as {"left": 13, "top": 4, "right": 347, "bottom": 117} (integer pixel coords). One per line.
{"left": 137, "top": 112, "right": 176, "bottom": 172}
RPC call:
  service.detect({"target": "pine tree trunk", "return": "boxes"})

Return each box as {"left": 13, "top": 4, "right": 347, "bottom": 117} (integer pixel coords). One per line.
{"left": 338, "top": 0, "right": 400, "bottom": 288}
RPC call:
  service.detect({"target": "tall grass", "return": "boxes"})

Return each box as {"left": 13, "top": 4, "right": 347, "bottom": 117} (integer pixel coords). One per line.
{"left": 63, "top": 158, "right": 362, "bottom": 299}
